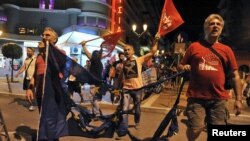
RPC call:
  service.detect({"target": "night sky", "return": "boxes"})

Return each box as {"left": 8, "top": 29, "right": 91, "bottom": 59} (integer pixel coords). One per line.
{"left": 165, "top": 0, "right": 221, "bottom": 42}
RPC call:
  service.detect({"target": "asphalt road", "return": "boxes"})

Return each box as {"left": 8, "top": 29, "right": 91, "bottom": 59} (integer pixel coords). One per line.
{"left": 1, "top": 78, "right": 250, "bottom": 141}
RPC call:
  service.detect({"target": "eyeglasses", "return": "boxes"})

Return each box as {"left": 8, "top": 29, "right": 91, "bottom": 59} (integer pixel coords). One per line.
{"left": 41, "top": 34, "right": 51, "bottom": 37}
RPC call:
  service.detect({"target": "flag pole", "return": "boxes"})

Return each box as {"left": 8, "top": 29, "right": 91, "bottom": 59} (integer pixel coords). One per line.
{"left": 79, "top": 37, "right": 101, "bottom": 45}
{"left": 87, "top": 31, "right": 119, "bottom": 43}
{"left": 37, "top": 40, "right": 49, "bottom": 141}
{"left": 86, "top": 36, "right": 102, "bottom": 42}
{"left": 117, "top": 40, "right": 126, "bottom": 47}
{"left": 79, "top": 33, "right": 112, "bottom": 44}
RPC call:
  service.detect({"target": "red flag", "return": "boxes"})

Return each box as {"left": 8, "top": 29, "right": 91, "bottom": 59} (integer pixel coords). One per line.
{"left": 101, "top": 31, "right": 123, "bottom": 58}
{"left": 158, "top": 0, "right": 184, "bottom": 36}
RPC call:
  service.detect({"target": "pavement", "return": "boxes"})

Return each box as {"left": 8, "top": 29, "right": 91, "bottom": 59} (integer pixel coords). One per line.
{"left": 1, "top": 76, "right": 250, "bottom": 141}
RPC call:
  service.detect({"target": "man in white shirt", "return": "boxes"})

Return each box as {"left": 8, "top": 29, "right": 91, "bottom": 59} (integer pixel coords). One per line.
{"left": 16, "top": 47, "right": 36, "bottom": 111}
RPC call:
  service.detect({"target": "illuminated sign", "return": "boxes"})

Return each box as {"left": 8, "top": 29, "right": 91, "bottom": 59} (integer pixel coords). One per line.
{"left": 18, "top": 27, "right": 36, "bottom": 35}
{"left": 39, "top": 0, "right": 54, "bottom": 10}
{"left": 111, "top": 0, "right": 123, "bottom": 32}
{"left": 0, "top": 16, "right": 7, "bottom": 22}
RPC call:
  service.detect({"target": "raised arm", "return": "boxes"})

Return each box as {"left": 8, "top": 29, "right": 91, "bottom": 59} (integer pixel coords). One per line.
{"left": 81, "top": 41, "right": 92, "bottom": 59}
{"left": 143, "top": 34, "right": 160, "bottom": 62}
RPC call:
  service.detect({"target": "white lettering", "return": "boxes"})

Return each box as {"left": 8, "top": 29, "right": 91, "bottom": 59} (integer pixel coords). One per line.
{"left": 212, "top": 129, "right": 218, "bottom": 136}
{"left": 211, "top": 129, "right": 247, "bottom": 136}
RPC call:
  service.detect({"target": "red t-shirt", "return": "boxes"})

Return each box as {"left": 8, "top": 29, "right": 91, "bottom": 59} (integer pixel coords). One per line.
{"left": 181, "top": 41, "right": 238, "bottom": 100}
{"left": 36, "top": 54, "right": 46, "bottom": 75}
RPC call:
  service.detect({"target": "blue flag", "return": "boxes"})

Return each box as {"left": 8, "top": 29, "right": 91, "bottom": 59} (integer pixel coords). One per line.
{"left": 37, "top": 44, "right": 111, "bottom": 140}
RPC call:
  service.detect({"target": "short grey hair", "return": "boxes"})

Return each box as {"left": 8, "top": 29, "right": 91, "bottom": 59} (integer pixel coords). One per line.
{"left": 43, "top": 27, "right": 58, "bottom": 39}
{"left": 204, "top": 14, "right": 224, "bottom": 30}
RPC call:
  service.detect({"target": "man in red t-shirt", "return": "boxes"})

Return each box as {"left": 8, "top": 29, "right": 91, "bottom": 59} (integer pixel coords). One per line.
{"left": 178, "top": 14, "right": 242, "bottom": 141}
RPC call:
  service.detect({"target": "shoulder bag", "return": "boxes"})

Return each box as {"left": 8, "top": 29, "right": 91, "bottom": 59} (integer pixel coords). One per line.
{"left": 208, "top": 47, "right": 233, "bottom": 90}
{"left": 23, "top": 58, "right": 34, "bottom": 90}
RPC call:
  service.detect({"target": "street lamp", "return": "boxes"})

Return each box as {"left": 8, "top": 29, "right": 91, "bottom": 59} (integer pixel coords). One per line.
{"left": 132, "top": 23, "right": 148, "bottom": 37}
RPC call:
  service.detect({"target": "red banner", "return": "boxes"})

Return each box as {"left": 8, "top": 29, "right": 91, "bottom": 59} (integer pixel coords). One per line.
{"left": 101, "top": 31, "right": 123, "bottom": 58}
{"left": 158, "top": 0, "right": 184, "bottom": 36}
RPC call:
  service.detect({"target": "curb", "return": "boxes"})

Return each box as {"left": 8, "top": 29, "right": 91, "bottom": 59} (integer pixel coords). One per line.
{"left": 0, "top": 92, "right": 25, "bottom": 97}
{"left": 98, "top": 102, "right": 171, "bottom": 114}
{"left": 0, "top": 92, "right": 171, "bottom": 114}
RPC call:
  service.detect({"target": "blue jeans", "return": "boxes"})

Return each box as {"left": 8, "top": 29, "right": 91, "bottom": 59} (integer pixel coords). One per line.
{"left": 117, "top": 89, "right": 142, "bottom": 136}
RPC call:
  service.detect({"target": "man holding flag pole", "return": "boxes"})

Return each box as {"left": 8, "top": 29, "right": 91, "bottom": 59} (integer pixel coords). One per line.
{"left": 151, "top": 0, "right": 184, "bottom": 140}
{"left": 26, "top": 27, "right": 123, "bottom": 140}
{"left": 26, "top": 27, "right": 66, "bottom": 141}
{"left": 80, "top": 31, "right": 123, "bottom": 118}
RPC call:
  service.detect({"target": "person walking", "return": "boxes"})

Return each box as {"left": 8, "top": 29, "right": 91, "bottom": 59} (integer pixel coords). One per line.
{"left": 81, "top": 41, "right": 104, "bottom": 117}
{"left": 178, "top": 14, "right": 242, "bottom": 141}
{"left": 26, "top": 27, "right": 60, "bottom": 113}
{"left": 117, "top": 34, "right": 159, "bottom": 138}
{"left": 15, "top": 47, "right": 36, "bottom": 111}
{"left": 26, "top": 27, "right": 63, "bottom": 141}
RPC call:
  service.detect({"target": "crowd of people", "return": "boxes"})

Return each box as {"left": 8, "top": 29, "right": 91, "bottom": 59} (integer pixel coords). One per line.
{"left": 13, "top": 13, "right": 250, "bottom": 141}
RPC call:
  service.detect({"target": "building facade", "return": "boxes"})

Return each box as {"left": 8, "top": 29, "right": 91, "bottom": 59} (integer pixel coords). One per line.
{"left": 0, "top": 0, "right": 118, "bottom": 69}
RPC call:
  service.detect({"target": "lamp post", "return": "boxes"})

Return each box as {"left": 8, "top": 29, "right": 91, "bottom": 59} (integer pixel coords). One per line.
{"left": 132, "top": 23, "right": 148, "bottom": 37}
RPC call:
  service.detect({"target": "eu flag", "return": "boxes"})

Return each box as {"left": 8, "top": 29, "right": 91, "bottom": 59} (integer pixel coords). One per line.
{"left": 37, "top": 44, "right": 108, "bottom": 140}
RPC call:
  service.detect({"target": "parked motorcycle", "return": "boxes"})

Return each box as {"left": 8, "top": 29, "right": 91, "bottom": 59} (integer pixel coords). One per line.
{"left": 143, "top": 79, "right": 164, "bottom": 100}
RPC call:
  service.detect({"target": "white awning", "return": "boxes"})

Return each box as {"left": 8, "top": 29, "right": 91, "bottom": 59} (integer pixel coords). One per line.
{"left": 56, "top": 31, "right": 123, "bottom": 53}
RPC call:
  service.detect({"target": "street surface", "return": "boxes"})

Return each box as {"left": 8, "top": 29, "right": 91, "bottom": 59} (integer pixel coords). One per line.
{"left": 1, "top": 77, "right": 250, "bottom": 141}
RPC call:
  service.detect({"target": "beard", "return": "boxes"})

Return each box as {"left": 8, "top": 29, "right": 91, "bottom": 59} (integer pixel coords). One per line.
{"left": 27, "top": 54, "right": 33, "bottom": 58}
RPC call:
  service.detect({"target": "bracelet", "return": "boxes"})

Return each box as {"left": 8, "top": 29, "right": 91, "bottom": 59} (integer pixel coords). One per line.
{"left": 29, "top": 84, "right": 34, "bottom": 90}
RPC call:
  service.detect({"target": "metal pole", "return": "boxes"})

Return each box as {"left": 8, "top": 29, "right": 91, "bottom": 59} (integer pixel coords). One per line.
{"left": 5, "top": 74, "right": 12, "bottom": 93}
{"left": 0, "top": 110, "right": 10, "bottom": 141}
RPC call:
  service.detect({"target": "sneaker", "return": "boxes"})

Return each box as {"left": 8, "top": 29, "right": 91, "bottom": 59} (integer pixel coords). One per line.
{"left": 28, "top": 105, "right": 36, "bottom": 111}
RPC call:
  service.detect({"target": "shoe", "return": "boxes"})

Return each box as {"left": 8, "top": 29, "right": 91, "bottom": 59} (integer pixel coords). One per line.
{"left": 115, "top": 134, "right": 125, "bottom": 140}
{"left": 135, "top": 123, "right": 140, "bottom": 130}
{"left": 28, "top": 105, "right": 36, "bottom": 111}
{"left": 115, "top": 136, "right": 122, "bottom": 140}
